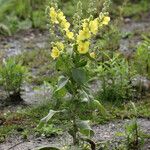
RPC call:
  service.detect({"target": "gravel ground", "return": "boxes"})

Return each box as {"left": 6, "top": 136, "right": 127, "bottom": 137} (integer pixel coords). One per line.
{"left": 0, "top": 118, "right": 150, "bottom": 150}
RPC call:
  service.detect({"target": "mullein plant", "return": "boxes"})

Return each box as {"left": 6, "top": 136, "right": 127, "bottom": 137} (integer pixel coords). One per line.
{"left": 39, "top": 0, "right": 110, "bottom": 149}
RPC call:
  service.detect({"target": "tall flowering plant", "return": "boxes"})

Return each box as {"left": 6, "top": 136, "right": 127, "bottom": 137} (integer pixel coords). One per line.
{"left": 40, "top": 1, "right": 110, "bottom": 149}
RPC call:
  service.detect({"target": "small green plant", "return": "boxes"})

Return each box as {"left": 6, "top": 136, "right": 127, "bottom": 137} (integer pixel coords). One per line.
{"left": 37, "top": 124, "right": 62, "bottom": 138}
{"left": 96, "top": 53, "right": 134, "bottom": 103}
{"left": 134, "top": 36, "right": 150, "bottom": 77}
{"left": 0, "top": 58, "right": 27, "bottom": 101}
{"left": 117, "top": 102, "right": 148, "bottom": 150}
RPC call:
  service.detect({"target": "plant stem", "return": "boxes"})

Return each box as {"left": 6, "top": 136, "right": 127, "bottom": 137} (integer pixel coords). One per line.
{"left": 72, "top": 116, "right": 79, "bottom": 146}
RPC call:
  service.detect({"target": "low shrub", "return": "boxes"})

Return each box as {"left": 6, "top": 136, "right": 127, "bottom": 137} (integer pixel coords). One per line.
{"left": 0, "top": 58, "right": 28, "bottom": 101}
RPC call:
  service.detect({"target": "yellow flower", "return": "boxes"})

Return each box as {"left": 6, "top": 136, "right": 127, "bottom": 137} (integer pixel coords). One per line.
{"left": 77, "top": 28, "right": 91, "bottom": 42}
{"left": 89, "top": 18, "right": 99, "bottom": 35}
{"left": 60, "top": 19, "right": 70, "bottom": 31}
{"left": 49, "top": 7, "right": 58, "bottom": 24}
{"left": 51, "top": 47, "right": 60, "bottom": 59}
{"left": 90, "top": 52, "right": 96, "bottom": 58}
{"left": 102, "top": 16, "right": 110, "bottom": 25}
{"left": 78, "top": 41, "right": 90, "bottom": 54}
{"left": 66, "top": 30, "right": 74, "bottom": 40}
{"left": 82, "top": 19, "right": 89, "bottom": 28}
{"left": 56, "top": 42, "right": 64, "bottom": 51}
{"left": 57, "top": 11, "right": 65, "bottom": 21}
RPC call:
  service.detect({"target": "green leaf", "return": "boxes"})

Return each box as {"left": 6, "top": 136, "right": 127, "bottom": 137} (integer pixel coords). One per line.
{"left": 55, "top": 76, "right": 69, "bottom": 92}
{"left": 76, "top": 60, "right": 87, "bottom": 67}
{"left": 41, "top": 110, "right": 59, "bottom": 123}
{"left": 92, "top": 100, "right": 107, "bottom": 116}
{"left": 77, "top": 120, "right": 94, "bottom": 137}
{"left": 56, "top": 57, "right": 66, "bottom": 71}
{"left": 37, "top": 146, "right": 60, "bottom": 150}
{"left": 130, "top": 102, "right": 137, "bottom": 115}
{"left": 72, "top": 68, "right": 87, "bottom": 84}
{"left": 37, "top": 121, "right": 45, "bottom": 129}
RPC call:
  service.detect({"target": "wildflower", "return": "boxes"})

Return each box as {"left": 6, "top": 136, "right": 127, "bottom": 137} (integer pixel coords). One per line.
{"left": 56, "top": 42, "right": 64, "bottom": 51}
{"left": 50, "top": 7, "right": 58, "bottom": 24}
{"left": 51, "top": 47, "right": 60, "bottom": 59}
{"left": 60, "top": 19, "right": 70, "bottom": 31}
{"left": 77, "top": 28, "right": 91, "bottom": 42}
{"left": 102, "top": 16, "right": 110, "bottom": 25}
{"left": 78, "top": 41, "right": 90, "bottom": 54}
{"left": 90, "top": 52, "right": 96, "bottom": 58}
{"left": 89, "top": 18, "right": 99, "bottom": 35}
{"left": 66, "top": 30, "right": 74, "bottom": 40}
{"left": 57, "top": 11, "right": 66, "bottom": 21}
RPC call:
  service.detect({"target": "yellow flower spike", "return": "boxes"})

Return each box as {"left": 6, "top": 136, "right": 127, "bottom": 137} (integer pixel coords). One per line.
{"left": 102, "top": 16, "right": 110, "bottom": 25}
{"left": 56, "top": 42, "right": 64, "bottom": 51}
{"left": 51, "top": 47, "right": 60, "bottom": 59}
{"left": 89, "top": 18, "right": 99, "bottom": 35}
{"left": 49, "top": 7, "right": 58, "bottom": 24}
{"left": 66, "top": 30, "right": 74, "bottom": 40}
{"left": 90, "top": 52, "right": 96, "bottom": 59}
{"left": 78, "top": 41, "right": 90, "bottom": 54}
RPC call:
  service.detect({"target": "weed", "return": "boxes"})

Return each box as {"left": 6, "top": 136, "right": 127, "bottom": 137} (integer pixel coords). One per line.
{"left": 0, "top": 58, "right": 28, "bottom": 101}
{"left": 96, "top": 53, "right": 135, "bottom": 104}
{"left": 134, "top": 36, "right": 150, "bottom": 78}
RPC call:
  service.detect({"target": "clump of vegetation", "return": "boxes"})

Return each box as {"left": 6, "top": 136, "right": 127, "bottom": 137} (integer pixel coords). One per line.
{"left": 134, "top": 36, "right": 150, "bottom": 78}
{"left": 117, "top": 103, "right": 149, "bottom": 150}
{"left": 0, "top": 0, "right": 48, "bottom": 34}
{"left": 0, "top": 58, "right": 27, "bottom": 102}
{"left": 123, "top": 0, "right": 150, "bottom": 18}
{"left": 96, "top": 53, "right": 135, "bottom": 103}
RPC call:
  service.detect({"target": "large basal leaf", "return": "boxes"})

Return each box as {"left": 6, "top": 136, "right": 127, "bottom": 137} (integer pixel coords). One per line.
{"left": 55, "top": 76, "right": 69, "bottom": 92}
{"left": 37, "top": 146, "right": 60, "bottom": 150}
{"left": 72, "top": 68, "right": 87, "bottom": 84}
{"left": 77, "top": 120, "right": 94, "bottom": 137}
{"left": 41, "top": 110, "right": 59, "bottom": 123}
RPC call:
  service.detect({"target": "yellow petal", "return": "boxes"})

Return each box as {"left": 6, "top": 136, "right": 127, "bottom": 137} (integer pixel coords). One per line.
{"left": 78, "top": 41, "right": 90, "bottom": 54}
{"left": 66, "top": 30, "right": 74, "bottom": 40}
{"left": 102, "top": 16, "right": 110, "bottom": 25}
{"left": 56, "top": 42, "right": 64, "bottom": 51}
